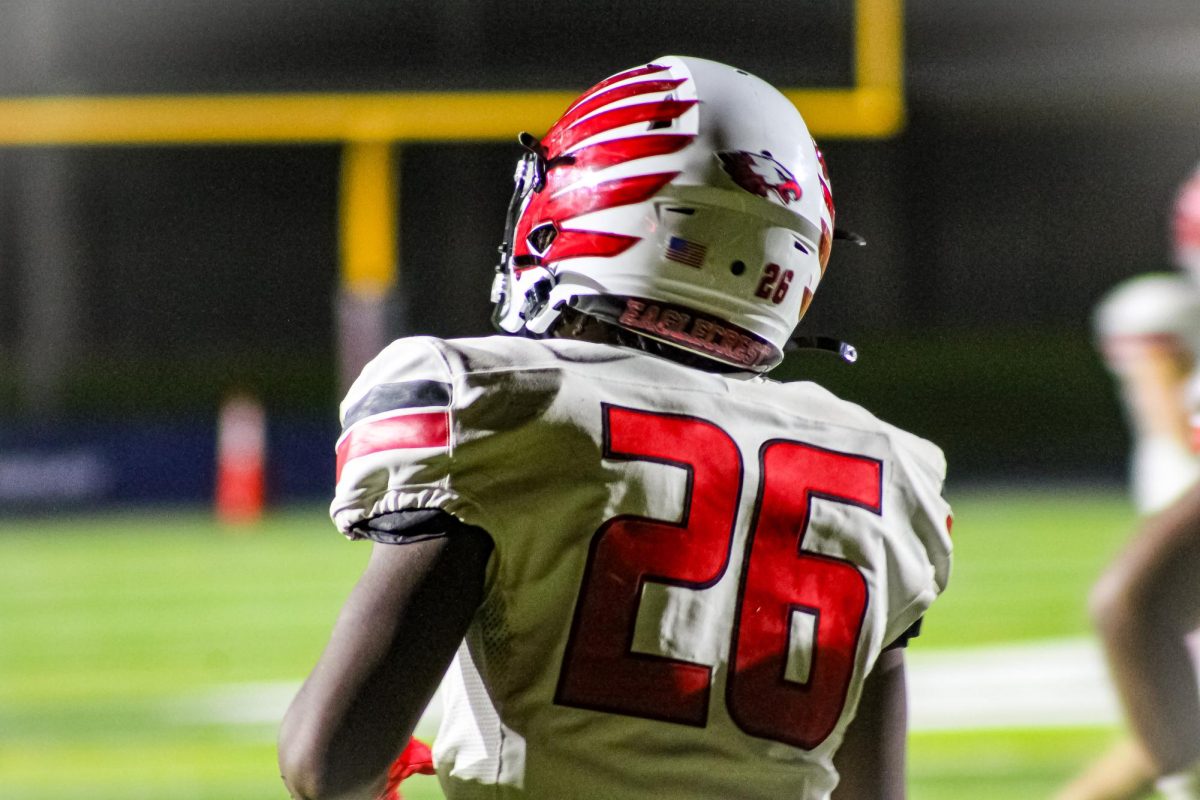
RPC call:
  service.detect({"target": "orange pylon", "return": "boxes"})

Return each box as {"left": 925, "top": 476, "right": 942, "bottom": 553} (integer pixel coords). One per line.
{"left": 215, "top": 392, "right": 266, "bottom": 524}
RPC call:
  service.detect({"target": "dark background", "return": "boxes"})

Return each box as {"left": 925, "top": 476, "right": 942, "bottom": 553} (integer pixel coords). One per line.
{"left": 2, "top": 0, "right": 1199, "bottom": 504}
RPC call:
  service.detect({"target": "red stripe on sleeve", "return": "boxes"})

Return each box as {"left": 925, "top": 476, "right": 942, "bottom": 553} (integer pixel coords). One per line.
{"left": 336, "top": 411, "right": 449, "bottom": 482}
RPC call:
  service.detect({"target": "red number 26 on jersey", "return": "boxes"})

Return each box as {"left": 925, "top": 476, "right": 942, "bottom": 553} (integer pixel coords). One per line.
{"left": 555, "top": 404, "right": 882, "bottom": 750}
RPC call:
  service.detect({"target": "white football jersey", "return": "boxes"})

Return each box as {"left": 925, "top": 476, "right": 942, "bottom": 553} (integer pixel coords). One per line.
{"left": 1094, "top": 273, "right": 1200, "bottom": 513}
{"left": 331, "top": 335, "right": 953, "bottom": 800}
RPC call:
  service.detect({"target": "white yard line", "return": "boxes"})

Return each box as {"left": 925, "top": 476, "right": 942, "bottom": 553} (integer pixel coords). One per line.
{"left": 171, "top": 681, "right": 447, "bottom": 739}
{"left": 907, "top": 638, "right": 1120, "bottom": 731}
{"left": 176, "top": 638, "right": 1123, "bottom": 735}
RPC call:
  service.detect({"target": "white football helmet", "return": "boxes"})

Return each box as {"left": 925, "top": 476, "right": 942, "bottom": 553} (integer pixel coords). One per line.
{"left": 1094, "top": 273, "right": 1200, "bottom": 361}
{"left": 491, "top": 55, "right": 837, "bottom": 373}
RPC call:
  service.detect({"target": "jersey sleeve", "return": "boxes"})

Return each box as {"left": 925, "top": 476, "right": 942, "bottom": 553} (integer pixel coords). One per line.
{"left": 330, "top": 337, "right": 479, "bottom": 538}
{"left": 879, "top": 425, "right": 953, "bottom": 649}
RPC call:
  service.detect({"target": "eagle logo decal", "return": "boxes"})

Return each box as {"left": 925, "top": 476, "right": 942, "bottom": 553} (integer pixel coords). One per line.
{"left": 717, "top": 150, "right": 803, "bottom": 206}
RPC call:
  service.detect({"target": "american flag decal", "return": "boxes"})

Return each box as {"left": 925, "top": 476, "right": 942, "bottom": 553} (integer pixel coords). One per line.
{"left": 665, "top": 236, "right": 707, "bottom": 268}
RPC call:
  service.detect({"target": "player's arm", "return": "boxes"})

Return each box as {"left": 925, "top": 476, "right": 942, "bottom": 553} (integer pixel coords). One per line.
{"left": 278, "top": 514, "right": 493, "bottom": 800}
{"left": 831, "top": 646, "right": 909, "bottom": 800}
{"left": 1104, "top": 336, "right": 1193, "bottom": 446}
{"left": 1105, "top": 336, "right": 1197, "bottom": 511}
{"left": 1053, "top": 738, "right": 1156, "bottom": 800}
{"left": 1091, "top": 482, "right": 1200, "bottom": 787}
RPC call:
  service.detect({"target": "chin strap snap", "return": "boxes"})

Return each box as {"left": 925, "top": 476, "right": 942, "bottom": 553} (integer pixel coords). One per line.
{"left": 833, "top": 227, "right": 867, "bottom": 246}
{"left": 786, "top": 335, "right": 858, "bottom": 364}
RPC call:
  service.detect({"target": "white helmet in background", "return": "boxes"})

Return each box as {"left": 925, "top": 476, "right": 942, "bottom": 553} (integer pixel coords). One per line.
{"left": 1174, "top": 163, "right": 1200, "bottom": 284}
{"left": 491, "top": 55, "right": 837, "bottom": 373}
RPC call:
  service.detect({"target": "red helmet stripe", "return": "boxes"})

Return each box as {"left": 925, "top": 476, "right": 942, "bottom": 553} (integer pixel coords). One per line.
{"left": 563, "top": 63, "right": 672, "bottom": 116}
{"left": 551, "top": 79, "right": 687, "bottom": 141}
{"left": 798, "top": 286, "right": 814, "bottom": 320}
{"left": 814, "top": 143, "right": 835, "bottom": 222}
{"left": 510, "top": 61, "right": 692, "bottom": 270}
{"left": 545, "top": 100, "right": 697, "bottom": 156}
{"left": 543, "top": 171, "right": 679, "bottom": 223}
{"left": 513, "top": 172, "right": 678, "bottom": 266}
{"left": 545, "top": 135, "right": 693, "bottom": 193}
{"left": 551, "top": 230, "right": 640, "bottom": 261}
{"left": 818, "top": 220, "right": 832, "bottom": 274}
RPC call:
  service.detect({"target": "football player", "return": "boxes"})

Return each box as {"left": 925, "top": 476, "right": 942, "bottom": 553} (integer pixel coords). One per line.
{"left": 1093, "top": 165, "right": 1200, "bottom": 518}
{"left": 278, "top": 56, "right": 953, "bottom": 800}
{"left": 1058, "top": 166, "right": 1200, "bottom": 800}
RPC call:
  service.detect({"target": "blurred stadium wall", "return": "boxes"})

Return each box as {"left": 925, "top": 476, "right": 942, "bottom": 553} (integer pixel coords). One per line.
{"left": 1, "top": 0, "right": 1198, "bottom": 509}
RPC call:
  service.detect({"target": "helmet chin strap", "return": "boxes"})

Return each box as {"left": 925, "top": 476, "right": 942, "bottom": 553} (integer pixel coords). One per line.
{"left": 786, "top": 335, "right": 858, "bottom": 363}
{"left": 783, "top": 229, "right": 863, "bottom": 364}
{"left": 833, "top": 227, "right": 867, "bottom": 246}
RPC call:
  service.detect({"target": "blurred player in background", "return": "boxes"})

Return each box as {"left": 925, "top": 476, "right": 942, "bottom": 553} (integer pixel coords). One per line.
{"left": 278, "top": 56, "right": 952, "bottom": 800}
{"left": 1058, "top": 166, "right": 1200, "bottom": 800}
{"left": 1092, "top": 482, "right": 1200, "bottom": 800}
{"left": 1093, "top": 166, "right": 1200, "bottom": 519}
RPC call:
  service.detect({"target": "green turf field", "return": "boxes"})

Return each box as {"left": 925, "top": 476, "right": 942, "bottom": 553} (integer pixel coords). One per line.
{"left": 0, "top": 488, "right": 1145, "bottom": 799}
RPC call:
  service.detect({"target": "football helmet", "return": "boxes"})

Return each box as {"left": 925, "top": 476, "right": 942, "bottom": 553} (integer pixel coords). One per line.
{"left": 1174, "top": 163, "right": 1200, "bottom": 283}
{"left": 1094, "top": 272, "right": 1200, "bottom": 362}
{"left": 491, "top": 55, "right": 837, "bottom": 373}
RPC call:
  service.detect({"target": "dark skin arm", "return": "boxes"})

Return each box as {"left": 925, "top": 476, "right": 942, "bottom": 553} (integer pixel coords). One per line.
{"left": 278, "top": 526, "right": 493, "bottom": 800}
{"left": 832, "top": 647, "right": 909, "bottom": 800}
{"left": 1091, "top": 482, "right": 1200, "bottom": 775}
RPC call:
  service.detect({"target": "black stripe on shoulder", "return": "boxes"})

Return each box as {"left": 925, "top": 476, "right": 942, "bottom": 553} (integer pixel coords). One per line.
{"left": 350, "top": 509, "right": 493, "bottom": 547}
{"left": 884, "top": 618, "right": 923, "bottom": 651}
{"left": 343, "top": 380, "right": 452, "bottom": 430}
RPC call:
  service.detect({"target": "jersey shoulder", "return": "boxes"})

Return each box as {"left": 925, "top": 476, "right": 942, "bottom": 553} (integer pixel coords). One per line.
{"left": 341, "top": 335, "right": 552, "bottom": 405}
{"left": 332, "top": 335, "right": 631, "bottom": 537}
{"left": 339, "top": 336, "right": 454, "bottom": 425}
{"left": 769, "top": 378, "right": 953, "bottom": 597}
{"left": 339, "top": 334, "right": 595, "bottom": 427}
{"left": 345, "top": 334, "right": 651, "bottom": 389}
{"left": 766, "top": 377, "right": 948, "bottom": 485}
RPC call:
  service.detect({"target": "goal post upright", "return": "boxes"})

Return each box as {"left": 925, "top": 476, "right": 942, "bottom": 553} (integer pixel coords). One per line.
{"left": 0, "top": 0, "right": 906, "bottom": 394}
